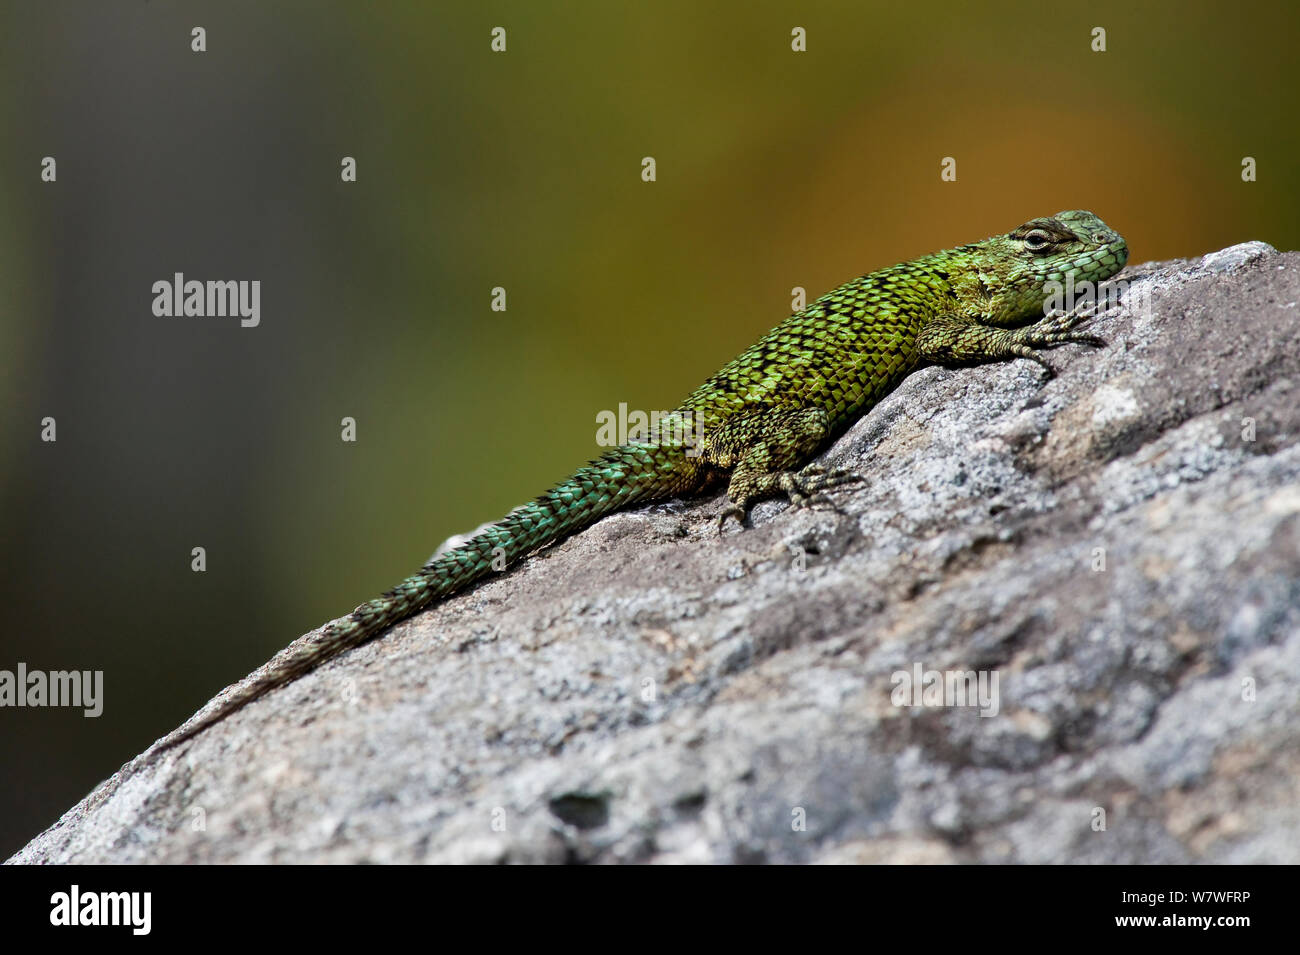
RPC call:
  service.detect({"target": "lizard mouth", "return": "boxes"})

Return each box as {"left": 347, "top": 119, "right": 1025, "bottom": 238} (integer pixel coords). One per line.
{"left": 1082, "top": 233, "right": 1129, "bottom": 276}
{"left": 1039, "top": 239, "right": 1129, "bottom": 285}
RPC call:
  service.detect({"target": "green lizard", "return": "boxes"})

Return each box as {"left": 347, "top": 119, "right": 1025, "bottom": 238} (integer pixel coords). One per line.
{"left": 157, "top": 210, "right": 1127, "bottom": 752}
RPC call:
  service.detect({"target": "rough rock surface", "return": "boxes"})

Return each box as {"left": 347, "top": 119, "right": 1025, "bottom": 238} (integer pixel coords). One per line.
{"left": 11, "top": 243, "right": 1300, "bottom": 864}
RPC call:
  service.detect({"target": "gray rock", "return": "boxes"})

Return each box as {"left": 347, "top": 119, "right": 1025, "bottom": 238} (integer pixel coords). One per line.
{"left": 1201, "top": 241, "right": 1277, "bottom": 274}
{"left": 10, "top": 244, "right": 1300, "bottom": 864}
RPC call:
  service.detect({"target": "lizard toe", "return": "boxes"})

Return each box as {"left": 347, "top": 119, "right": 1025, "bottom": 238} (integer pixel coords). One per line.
{"left": 717, "top": 503, "right": 747, "bottom": 531}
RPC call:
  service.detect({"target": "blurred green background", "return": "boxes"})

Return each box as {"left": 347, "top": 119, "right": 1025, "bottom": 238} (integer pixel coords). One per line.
{"left": 1, "top": 0, "right": 1297, "bottom": 856}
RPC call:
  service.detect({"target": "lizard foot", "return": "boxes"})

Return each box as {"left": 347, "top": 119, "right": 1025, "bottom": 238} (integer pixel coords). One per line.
{"left": 1005, "top": 310, "right": 1109, "bottom": 379}
{"left": 717, "top": 464, "right": 863, "bottom": 530}
{"left": 716, "top": 503, "right": 747, "bottom": 530}
{"left": 1022, "top": 308, "right": 1108, "bottom": 349}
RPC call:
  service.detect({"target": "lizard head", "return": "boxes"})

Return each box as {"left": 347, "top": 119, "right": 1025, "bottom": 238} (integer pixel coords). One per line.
{"left": 983, "top": 210, "right": 1129, "bottom": 321}
{"left": 1011, "top": 210, "right": 1128, "bottom": 280}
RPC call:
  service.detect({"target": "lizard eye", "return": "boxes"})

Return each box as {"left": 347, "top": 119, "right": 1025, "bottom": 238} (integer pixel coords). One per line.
{"left": 1023, "top": 230, "right": 1052, "bottom": 252}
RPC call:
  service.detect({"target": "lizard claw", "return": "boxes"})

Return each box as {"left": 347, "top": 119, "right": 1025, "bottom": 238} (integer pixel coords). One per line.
{"left": 797, "top": 464, "right": 864, "bottom": 492}
{"left": 786, "top": 467, "right": 863, "bottom": 511}
{"left": 717, "top": 503, "right": 747, "bottom": 531}
{"left": 804, "top": 491, "right": 843, "bottom": 513}
{"left": 1069, "top": 333, "right": 1107, "bottom": 348}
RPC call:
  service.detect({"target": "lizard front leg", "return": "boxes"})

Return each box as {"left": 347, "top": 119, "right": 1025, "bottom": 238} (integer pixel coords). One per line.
{"left": 917, "top": 309, "right": 1105, "bottom": 378}
{"left": 702, "top": 407, "right": 861, "bottom": 528}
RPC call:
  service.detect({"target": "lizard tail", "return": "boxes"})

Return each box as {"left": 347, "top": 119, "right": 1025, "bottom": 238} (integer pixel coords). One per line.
{"left": 154, "top": 443, "right": 677, "bottom": 753}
